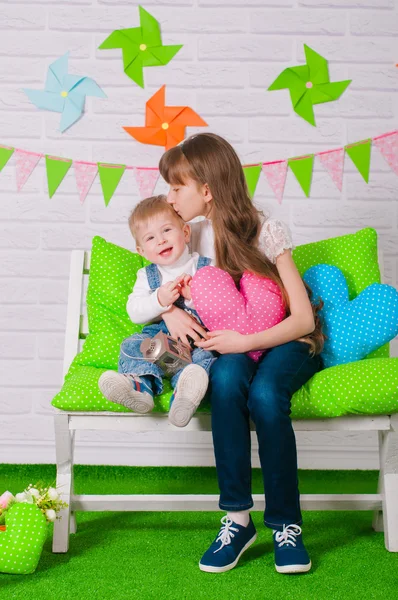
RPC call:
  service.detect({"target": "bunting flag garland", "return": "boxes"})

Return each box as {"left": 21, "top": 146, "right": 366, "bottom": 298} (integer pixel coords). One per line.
{"left": 46, "top": 156, "right": 72, "bottom": 198}
{"left": 0, "top": 146, "right": 14, "bottom": 172}
{"left": 0, "top": 129, "right": 396, "bottom": 206}
{"left": 74, "top": 162, "right": 98, "bottom": 204}
{"left": 261, "top": 161, "right": 288, "bottom": 204}
{"left": 98, "top": 163, "right": 126, "bottom": 206}
{"left": 373, "top": 131, "right": 398, "bottom": 176}
{"left": 318, "top": 147, "right": 345, "bottom": 192}
{"left": 345, "top": 139, "right": 372, "bottom": 183}
{"left": 288, "top": 155, "right": 314, "bottom": 197}
{"left": 243, "top": 164, "right": 262, "bottom": 198}
{"left": 133, "top": 167, "right": 159, "bottom": 199}
{"left": 14, "top": 149, "right": 41, "bottom": 191}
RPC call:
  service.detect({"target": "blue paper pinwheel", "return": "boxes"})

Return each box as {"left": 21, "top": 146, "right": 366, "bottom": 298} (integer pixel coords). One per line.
{"left": 23, "top": 53, "right": 106, "bottom": 132}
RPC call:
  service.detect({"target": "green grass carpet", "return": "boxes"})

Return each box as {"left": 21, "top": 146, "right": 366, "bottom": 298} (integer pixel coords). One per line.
{"left": 0, "top": 465, "right": 397, "bottom": 600}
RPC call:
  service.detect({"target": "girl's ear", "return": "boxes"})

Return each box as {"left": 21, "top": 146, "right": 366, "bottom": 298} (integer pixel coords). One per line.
{"left": 203, "top": 183, "right": 213, "bottom": 204}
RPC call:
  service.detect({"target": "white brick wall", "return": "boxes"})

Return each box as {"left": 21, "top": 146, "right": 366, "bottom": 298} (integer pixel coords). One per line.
{"left": 0, "top": 1, "right": 397, "bottom": 468}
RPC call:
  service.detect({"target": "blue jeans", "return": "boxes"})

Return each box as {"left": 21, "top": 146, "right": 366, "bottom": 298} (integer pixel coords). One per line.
{"left": 209, "top": 341, "right": 323, "bottom": 532}
{"left": 118, "top": 321, "right": 216, "bottom": 395}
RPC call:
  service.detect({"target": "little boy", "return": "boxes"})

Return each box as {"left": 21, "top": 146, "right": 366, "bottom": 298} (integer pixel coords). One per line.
{"left": 98, "top": 195, "right": 216, "bottom": 427}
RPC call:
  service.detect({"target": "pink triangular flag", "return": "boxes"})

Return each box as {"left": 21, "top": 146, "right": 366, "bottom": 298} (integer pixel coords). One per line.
{"left": 134, "top": 167, "right": 159, "bottom": 200}
{"left": 317, "top": 148, "right": 345, "bottom": 192}
{"left": 74, "top": 161, "right": 98, "bottom": 204}
{"left": 373, "top": 132, "right": 398, "bottom": 176}
{"left": 15, "top": 149, "right": 41, "bottom": 191}
{"left": 261, "top": 161, "right": 287, "bottom": 204}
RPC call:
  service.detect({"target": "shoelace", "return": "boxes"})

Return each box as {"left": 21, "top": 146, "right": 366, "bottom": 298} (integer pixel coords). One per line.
{"left": 274, "top": 524, "right": 302, "bottom": 548}
{"left": 213, "top": 516, "right": 240, "bottom": 554}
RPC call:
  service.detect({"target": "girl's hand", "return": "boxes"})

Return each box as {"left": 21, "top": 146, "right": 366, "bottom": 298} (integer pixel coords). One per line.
{"left": 162, "top": 305, "right": 209, "bottom": 345}
{"left": 158, "top": 281, "right": 180, "bottom": 307}
{"left": 177, "top": 274, "right": 192, "bottom": 301}
{"left": 195, "top": 330, "right": 251, "bottom": 354}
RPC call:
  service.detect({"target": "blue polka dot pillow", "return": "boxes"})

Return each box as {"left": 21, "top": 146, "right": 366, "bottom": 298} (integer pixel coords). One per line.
{"left": 303, "top": 264, "right": 398, "bottom": 368}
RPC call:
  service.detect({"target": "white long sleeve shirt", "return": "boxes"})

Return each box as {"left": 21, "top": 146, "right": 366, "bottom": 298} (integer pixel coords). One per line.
{"left": 126, "top": 246, "right": 214, "bottom": 325}
{"left": 189, "top": 217, "right": 294, "bottom": 264}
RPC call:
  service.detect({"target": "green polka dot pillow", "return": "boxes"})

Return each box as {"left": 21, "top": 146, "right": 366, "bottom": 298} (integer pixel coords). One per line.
{"left": 52, "top": 236, "right": 176, "bottom": 413}
{"left": 0, "top": 503, "right": 47, "bottom": 575}
{"left": 291, "top": 358, "right": 398, "bottom": 418}
{"left": 52, "top": 228, "right": 398, "bottom": 418}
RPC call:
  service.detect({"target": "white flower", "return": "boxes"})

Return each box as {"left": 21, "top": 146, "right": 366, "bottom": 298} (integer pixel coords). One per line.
{"left": 47, "top": 488, "right": 59, "bottom": 501}
{"left": 15, "top": 492, "right": 33, "bottom": 504}
{"left": 45, "top": 509, "right": 56, "bottom": 522}
{"left": 29, "top": 488, "right": 40, "bottom": 498}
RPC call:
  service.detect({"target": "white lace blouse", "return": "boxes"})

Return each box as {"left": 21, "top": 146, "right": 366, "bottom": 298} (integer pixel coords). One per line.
{"left": 189, "top": 217, "right": 294, "bottom": 264}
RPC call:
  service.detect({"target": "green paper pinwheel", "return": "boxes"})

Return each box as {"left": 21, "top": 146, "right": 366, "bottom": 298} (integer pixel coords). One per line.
{"left": 268, "top": 44, "right": 351, "bottom": 126}
{"left": 98, "top": 6, "right": 182, "bottom": 88}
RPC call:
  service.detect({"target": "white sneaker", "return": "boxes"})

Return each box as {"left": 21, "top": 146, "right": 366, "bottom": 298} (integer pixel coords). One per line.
{"left": 98, "top": 371, "right": 154, "bottom": 414}
{"left": 168, "top": 365, "right": 209, "bottom": 427}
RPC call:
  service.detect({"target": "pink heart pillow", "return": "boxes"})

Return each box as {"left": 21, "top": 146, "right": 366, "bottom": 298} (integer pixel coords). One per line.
{"left": 191, "top": 266, "right": 286, "bottom": 361}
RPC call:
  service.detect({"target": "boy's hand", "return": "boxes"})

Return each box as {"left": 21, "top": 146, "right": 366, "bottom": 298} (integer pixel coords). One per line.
{"left": 158, "top": 281, "right": 180, "bottom": 307}
{"left": 177, "top": 273, "right": 192, "bottom": 301}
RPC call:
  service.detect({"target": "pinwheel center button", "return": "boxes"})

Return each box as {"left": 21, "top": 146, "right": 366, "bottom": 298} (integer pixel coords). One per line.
{"left": 161, "top": 122, "right": 169, "bottom": 130}
{"left": 140, "top": 44, "right": 147, "bottom": 51}
{"left": 305, "top": 81, "right": 313, "bottom": 89}
{"left": 60, "top": 91, "right": 68, "bottom": 97}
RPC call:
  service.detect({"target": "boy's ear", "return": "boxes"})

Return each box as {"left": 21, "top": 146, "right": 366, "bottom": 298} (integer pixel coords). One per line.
{"left": 136, "top": 244, "right": 144, "bottom": 256}
{"left": 183, "top": 223, "right": 191, "bottom": 242}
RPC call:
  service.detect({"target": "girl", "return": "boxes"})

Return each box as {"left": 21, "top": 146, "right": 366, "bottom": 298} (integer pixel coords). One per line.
{"left": 158, "top": 133, "right": 324, "bottom": 575}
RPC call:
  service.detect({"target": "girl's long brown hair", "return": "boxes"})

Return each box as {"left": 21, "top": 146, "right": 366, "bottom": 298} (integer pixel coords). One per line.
{"left": 159, "top": 133, "right": 324, "bottom": 355}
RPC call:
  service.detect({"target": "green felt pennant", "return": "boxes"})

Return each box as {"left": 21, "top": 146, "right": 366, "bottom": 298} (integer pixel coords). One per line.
{"left": 243, "top": 164, "right": 262, "bottom": 198}
{"left": 46, "top": 155, "right": 72, "bottom": 198}
{"left": 288, "top": 155, "right": 314, "bottom": 197}
{"left": 98, "top": 163, "right": 126, "bottom": 206}
{"left": 0, "top": 146, "right": 14, "bottom": 172}
{"left": 345, "top": 139, "right": 371, "bottom": 183}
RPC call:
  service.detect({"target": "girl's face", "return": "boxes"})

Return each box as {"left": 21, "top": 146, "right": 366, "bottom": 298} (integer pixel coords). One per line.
{"left": 167, "top": 178, "right": 213, "bottom": 222}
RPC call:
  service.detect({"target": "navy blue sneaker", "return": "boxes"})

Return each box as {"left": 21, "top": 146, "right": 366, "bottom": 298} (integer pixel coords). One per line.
{"left": 199, "top": 515, "right": 257, "bottom": 573}
{"left": 273, "top": 524, "right": 311, "bottom": 574}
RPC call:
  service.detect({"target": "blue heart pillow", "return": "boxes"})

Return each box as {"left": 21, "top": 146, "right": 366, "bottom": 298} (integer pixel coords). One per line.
{"left": 303, "top": 264, "right": 398, "bottom": 368}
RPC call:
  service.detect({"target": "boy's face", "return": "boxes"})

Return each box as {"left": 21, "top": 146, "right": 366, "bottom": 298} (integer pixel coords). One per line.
{"left": 135, "top": 212, "right": 190, "bottom": 266}
{"left": 167, "top": 178, "right": 212, "bottom": 222}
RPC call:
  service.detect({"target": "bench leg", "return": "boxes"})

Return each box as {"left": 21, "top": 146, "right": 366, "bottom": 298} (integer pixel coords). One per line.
{"left": 70, "top": 512, "right": 77, "bottom": 534}
{"left": 382, "top": 421, "right": 398, "bottom": 552}
{"left": 372, "top": 431, "right": 387, "bottom": 532}
{"left": 53, "top": 414, "right": 75, "bottom": 553}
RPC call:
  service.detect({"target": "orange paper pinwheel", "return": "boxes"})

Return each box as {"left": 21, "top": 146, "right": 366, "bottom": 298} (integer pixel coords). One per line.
{"left": 123, "top": 86, "right": 207, "bottom": 150}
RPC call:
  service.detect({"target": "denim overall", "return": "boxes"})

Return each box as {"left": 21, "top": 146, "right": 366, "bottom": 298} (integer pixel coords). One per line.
{"left": 118, "top": 256, "right": 216, "bottom": 395}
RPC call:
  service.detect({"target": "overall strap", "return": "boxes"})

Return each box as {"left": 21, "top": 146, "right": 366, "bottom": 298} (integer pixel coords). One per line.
{"left": 146, "top": 263, "right": 187, "bottom": 311}
{"left": 145, "top": 263, "right": 162, "bottom": 292}
{"left": 174, "top": 256, "right": 211, "bottom": 313}
{"left": 197, "top": 255, "right": 212, "bottom": 270}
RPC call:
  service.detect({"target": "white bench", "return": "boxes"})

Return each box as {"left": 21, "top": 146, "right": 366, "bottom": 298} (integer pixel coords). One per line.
{"left": 52, "top": 250, "right": 398, "bottom": 553}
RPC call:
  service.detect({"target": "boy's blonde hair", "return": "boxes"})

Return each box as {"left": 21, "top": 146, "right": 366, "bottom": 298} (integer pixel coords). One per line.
{"left": 128, "top": 195, "right": 184, "bottom": 242}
